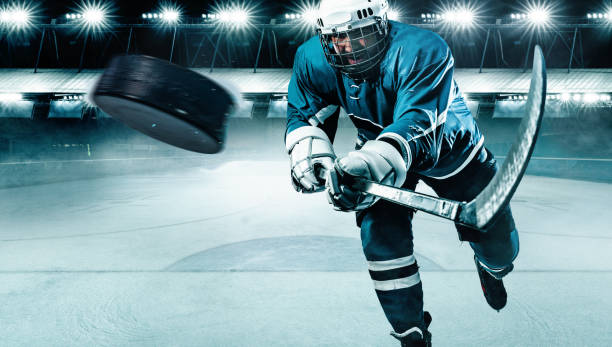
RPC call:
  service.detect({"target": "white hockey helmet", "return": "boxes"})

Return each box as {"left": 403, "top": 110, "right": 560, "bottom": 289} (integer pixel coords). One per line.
{"left": 316, "top": 0, "right": 390, "bottom": 80}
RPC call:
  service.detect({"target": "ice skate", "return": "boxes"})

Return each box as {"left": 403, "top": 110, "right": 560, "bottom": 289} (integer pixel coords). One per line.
{"left": 391, "top": 312, "right": 432, "bottom": 347}
{"left": 474, "top": 256, "right": 514, "bottom": 311}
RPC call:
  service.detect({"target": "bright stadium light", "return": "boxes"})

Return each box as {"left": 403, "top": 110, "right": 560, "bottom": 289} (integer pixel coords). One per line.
{"left": 583, "top": 93, "right": 600, "bottom": 104}
{"left": 442, "top": 8, "right": 475, "bottom": 27}
{"left": 388, "top": 9, "right": 400, "bottom": 21}
{"left": 71, "top": 1, "right": 113, "bottom": 35}
{"left": 214, "top": 5, "right": 251, "bottom": 28}
{"left": 161, "top": 8, "right": 180, "bottom": 23}
{"left": 286, "top": 1, "right": 319, "bottom": 35}
{"left": 0, "top": 93, "right": 23, "bottom": 102}
{"left": 301, "top": 7, "right": 319, "bottom": 25}
{"left": 518, "top": 1, "right": 557, "bottom": 30}
{"left": 527, "top": 7, "right": 550, "bottom": 25}
{"left": 141, "top": 4, "right": 182, "bottom": 26}
{"left": 0, "top": 3, "right": 34, "bottom": 31}
{"left": 83, "top": 7, "right": 105, "bottom": 26}
{"left": 11, "top": 9, "right": 29, "bottom": 26}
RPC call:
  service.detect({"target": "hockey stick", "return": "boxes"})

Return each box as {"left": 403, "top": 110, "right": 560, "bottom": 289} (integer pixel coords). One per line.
{"left": 335, "top": 46, "right": 547, "bottom": 231}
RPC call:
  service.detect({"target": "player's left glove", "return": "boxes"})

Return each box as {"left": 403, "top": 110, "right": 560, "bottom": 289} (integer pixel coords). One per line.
{"left": 325, "top": 140, "right": 408, "bottom": 211}
{"left": 286, "top": 126, "right": 336, "bottom": 193}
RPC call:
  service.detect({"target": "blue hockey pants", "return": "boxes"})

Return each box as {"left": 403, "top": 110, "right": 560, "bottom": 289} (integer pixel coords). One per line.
{"left": 356, "top": 148, "right": 520, "bottom": 334}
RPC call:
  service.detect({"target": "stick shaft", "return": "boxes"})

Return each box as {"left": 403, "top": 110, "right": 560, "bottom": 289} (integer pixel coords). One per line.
{"left": 351, "top": 178, "right": 462, "bottom": 222}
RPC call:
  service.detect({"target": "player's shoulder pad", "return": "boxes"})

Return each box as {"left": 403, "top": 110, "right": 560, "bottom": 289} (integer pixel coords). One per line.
{"left": 294, "top": 36, "right": 334, "bottom": 73}
{"left": 385, "top": 21, "right": 451, "bottom": 73}
{"left": 292, "top": 36, "right": 337, "bottom": 92}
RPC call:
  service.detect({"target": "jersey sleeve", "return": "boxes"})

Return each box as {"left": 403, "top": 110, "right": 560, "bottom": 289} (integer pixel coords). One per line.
{"left": 286, "top": 46, "right": 339, "bottom": 141}
{"left": 378, "top": 46, "right": 455, "bottom": 172}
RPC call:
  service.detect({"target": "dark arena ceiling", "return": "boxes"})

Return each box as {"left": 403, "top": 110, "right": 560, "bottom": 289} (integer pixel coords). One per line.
{"left": 0, "top": 0, "right": 610, "bottom": 69}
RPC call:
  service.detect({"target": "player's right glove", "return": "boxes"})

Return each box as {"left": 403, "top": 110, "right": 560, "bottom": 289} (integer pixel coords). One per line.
{"left": 325, "top": 140, "right": 407, "bottom": 211}
{"left": 285, "top": 126, "right": 336, "bottom": 193}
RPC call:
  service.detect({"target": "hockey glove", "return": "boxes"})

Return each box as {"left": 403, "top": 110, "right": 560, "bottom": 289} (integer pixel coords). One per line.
{"left": 286, "top": 126, "right": 336, "bottom": 193}
{"left": 326, "top": 140, "right": 407, "bottom": 211}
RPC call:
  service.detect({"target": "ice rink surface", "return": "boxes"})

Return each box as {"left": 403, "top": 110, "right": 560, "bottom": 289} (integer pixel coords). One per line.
{"left": 1, "top": 160, "right": 611, "bottom": 346}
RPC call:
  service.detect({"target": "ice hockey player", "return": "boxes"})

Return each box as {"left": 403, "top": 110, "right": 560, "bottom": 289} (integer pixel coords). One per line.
{"left": 284, "top": 0, "right": 519, "bottom": 346}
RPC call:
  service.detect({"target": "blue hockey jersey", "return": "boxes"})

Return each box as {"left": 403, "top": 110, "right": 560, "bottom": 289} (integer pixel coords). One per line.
{"left": 286, "top": 21, "right": 485, "bottom": 179}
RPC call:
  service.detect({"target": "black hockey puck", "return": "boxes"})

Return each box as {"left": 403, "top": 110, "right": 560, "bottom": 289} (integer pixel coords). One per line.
{"left": 92, "top": 55, "right": 237, "bottom": 154}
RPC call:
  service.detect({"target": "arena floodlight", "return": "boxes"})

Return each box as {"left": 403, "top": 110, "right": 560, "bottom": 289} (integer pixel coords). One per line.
{"left": 286, "top": 1, "right": 319, "bottom": 35}
{"left": 233, "top": 9, "right": 249, "bottom": 26}
{"left": 300, "top": 7, "right": 319, "bottom": 25}
{"left": 521, "top": 0, "right": 555, "bottom": 28}
{"left": 161, "top": 8, "right": 180, "bottom": 23}
{"left": 583, "top": 94, "right": 599, "bottom": 104}
{"left": 442, "top": 8, "right": 475, "bottom": 27}
{"left": 12, "top": 9, "right": 30, "bottom": 26}
{"left": 0, "top": 3, "right": 34, "bottom": 31}
{"left": 0, "top": 93, "right": 23, "bottom": 102}
{"left": 83, "top": 7, "right": 105, "bottom": 26}
{"left": 214, "top": 5, "right": 251, "bottom": 29}
{"left": 560, "top": 93, "right": 570, "bottom": 102}
{"left": 528, "top": 8, "right": 549, "bottom": 25}
{"left": 388, "top": 9, "right": 400, "bottom": 21}
{"left": 72, "top": 1, "right": 113, "bottom": 36}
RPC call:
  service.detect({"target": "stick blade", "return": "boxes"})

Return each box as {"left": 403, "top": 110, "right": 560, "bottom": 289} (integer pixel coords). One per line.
{"left": 458, "top": 45, "right": 547, "bottom": 230}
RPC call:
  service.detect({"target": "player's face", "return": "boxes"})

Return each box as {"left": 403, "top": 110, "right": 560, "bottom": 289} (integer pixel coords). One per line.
{"left": 330, "top": 34, "right": 368, "bottom": 65}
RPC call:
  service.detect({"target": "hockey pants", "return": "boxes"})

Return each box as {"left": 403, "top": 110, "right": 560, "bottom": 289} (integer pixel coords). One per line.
{"left": 356, "top": 148, "right": 520, "bottom": 334}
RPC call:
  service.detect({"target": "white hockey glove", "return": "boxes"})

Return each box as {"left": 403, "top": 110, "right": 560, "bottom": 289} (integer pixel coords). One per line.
{"left": 326, "top": 140, "right": 408, "bottom": 212}
{"left": 286, "top": 126, "right": 336, "bottom": 193}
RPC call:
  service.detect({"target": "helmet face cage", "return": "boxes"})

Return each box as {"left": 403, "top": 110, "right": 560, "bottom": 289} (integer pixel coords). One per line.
{"left": 319, "top": 17, "right": 389, "bottom": 81}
